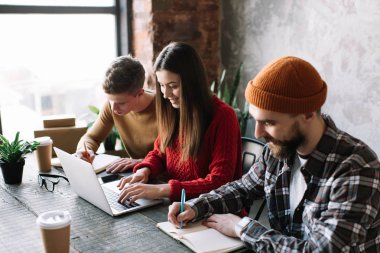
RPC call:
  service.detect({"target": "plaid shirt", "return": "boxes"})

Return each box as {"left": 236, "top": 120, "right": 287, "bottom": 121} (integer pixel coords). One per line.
{"left": 188, "top": 115, "right": 380, "bottom": 252}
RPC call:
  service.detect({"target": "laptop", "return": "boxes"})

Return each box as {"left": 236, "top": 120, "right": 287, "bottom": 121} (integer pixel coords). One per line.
{"left": 54, "top": 147, "right": 163, "bottom": 216}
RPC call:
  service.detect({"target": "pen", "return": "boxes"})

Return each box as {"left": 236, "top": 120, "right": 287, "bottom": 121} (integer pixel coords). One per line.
{"left": 83, "top": 142, "right": 92, "bottom": 164}
{"left": 180, "top": 188, "right": 186, "bottom": 229}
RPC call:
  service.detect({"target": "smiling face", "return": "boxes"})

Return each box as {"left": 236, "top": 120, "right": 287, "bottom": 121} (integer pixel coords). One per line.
{"left": 249, "top": 105, "right": 306, "bottom": 160}
{"left": 156, "top": 70, "right": 181, "bottom": 108}
{"left": 106, "top": 91, "right": 141, "bottom": 116}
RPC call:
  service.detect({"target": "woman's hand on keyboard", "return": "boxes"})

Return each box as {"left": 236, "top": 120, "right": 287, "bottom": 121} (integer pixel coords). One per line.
{"left": 117, "top": 167, "right": 150, "bottom": 190}
{"left": 118, "top": 183, "right": 169, "bottom": 203}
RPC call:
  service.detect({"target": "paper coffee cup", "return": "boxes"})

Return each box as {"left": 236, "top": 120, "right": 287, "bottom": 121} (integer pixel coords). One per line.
{"left": 34, "top": 137, "right": 53, "bottom": 172}
{"left": 36, "top": 210, "right": 71, "bottom": 253}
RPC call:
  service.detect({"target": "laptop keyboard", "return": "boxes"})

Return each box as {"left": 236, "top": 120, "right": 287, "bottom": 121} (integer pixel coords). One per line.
{"left": 102, "top": 187, "right": 140, "bottom": 211}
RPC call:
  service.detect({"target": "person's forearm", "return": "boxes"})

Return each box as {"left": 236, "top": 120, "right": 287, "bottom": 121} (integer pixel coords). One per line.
{"left": 136, "top": 167, "right": 151, "bottom": 179}
{"left": 186, "top": 176, "right": 254, "bottom": 219}
{"left": 133, "top": 150, "right": 165, "bottom": 176}
{"left": 158, "top": 184, "right": 170, "bottom": 198}
{"left": 77, "top": 135, "right": 100, "bottom": 152}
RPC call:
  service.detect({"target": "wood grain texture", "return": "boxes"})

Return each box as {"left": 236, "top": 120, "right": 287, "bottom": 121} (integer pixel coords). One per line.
{"left": 0, "top": 156, "right": 191, "bottom": 253}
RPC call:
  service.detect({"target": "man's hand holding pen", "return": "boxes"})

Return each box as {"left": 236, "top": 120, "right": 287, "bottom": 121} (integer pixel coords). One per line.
{"left": 76, "top": 143, "right": 95, "bottom": 164}
{"left": 168, "top": 201, "right": 241, "bottom": 238}
{"left": 167, "top": 200, "right": 196, "bottom": 228}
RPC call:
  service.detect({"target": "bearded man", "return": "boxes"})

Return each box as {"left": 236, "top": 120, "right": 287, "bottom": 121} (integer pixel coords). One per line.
{"left": 167, "top": 56, "right": 380, "bottom": 252}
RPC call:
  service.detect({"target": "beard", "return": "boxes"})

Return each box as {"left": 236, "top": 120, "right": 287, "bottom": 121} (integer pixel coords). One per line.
{"left": 265, "top": 122, "right": 305, "bottom": 160}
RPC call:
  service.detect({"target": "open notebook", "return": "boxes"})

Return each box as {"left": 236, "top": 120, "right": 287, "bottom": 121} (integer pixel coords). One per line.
{"left": 52, "top": 153, "right": 121, "bottom": 173}
{"left": 157, "top": 221, "right": 244, "bottom": 253}
{"left": 91, "top": 153, "right": 121, "bottom": 173}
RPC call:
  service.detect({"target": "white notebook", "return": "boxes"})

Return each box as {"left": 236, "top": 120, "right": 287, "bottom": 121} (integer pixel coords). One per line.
{"left": 53, "top": 154, "right": 121, "bottom": 174}
{"left": 157, "top": 221, "right": 244, "bottom": 253}
{"left": 91, "top": 153, "right": 121, "bottom": 173}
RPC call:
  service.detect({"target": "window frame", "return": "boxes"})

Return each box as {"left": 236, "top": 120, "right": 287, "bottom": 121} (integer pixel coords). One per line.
{"left": 0, "top": 0, "right": 132, "bottom": 134}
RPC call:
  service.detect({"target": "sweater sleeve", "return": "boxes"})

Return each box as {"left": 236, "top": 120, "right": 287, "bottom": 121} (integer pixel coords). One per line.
{"left": 77, "top": 102, "right": 113, "bottom": 152}
{"left": 133, "top": 136, "right": 166, "bottom": 177}
{"left": 169, "top": 102, "right": 242, "bottom": 201}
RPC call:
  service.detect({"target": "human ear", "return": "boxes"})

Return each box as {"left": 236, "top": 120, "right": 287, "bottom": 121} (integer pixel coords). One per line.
{"left": 135, "top": 88, "right": 144, "bottom": 97}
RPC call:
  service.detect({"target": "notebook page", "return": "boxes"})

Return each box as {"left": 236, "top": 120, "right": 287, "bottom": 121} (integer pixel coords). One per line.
{"left": 157, "top": 221, "right": 208, "bottom": 240}
{"left": 182, "top": 228, "right": 244, "bottom": 253}
{"left": 92, "top": 154, "right": 121, "bottom": 173}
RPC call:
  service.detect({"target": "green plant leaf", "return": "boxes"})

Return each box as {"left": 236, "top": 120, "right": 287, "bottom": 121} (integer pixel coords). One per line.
{"left": 223, "top": 87, "right": 231, "bottom": 104}
{"left": 210, "top": 80, "right": 216, "bottom": 93}
{"left": 228, "top": 63, "right": 243, "bottom": 105}
{"left": 219, "top": 69, "right": 226, "bottom": 90}
{"left": 209, "top": 62, "right": 248, "bottom": 135}
{"left": 211, "top": 69, "right": 226, "bottom": 94}
{"left": 0, "top": 132, "right": 39, "bottom": 164}
{"left": 217, "top": 83, "right": 223, "bottom": 99}
{"left": 88, "top": 105, "right": 100, "bottom": 115}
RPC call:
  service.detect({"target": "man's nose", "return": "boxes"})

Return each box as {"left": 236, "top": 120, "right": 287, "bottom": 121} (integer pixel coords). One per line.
{"left": 254, "top": 122, "right": 266, "bottom": 140}
{"left": 111, "top": 102, "right": 119, "bottom": 112}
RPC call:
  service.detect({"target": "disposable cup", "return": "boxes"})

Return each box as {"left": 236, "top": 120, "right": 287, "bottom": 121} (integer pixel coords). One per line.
{"left": 36, "top": 210, "right": 71, "bottom": 253}
{"left": 34, "top": 137, "right": 53, "bottom": 172}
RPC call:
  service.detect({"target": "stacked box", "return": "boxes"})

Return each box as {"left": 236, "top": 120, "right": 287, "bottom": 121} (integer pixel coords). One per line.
{"left": 43, "top": 114, "right": 76, "bottom": 128}
{"left": 34, "top": 115, "right": 87, "bottom": 157}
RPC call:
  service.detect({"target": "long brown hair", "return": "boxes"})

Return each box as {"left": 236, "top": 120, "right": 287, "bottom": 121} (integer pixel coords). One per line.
{"left": 153, "top": 42, "right": 213, "bottom": 161}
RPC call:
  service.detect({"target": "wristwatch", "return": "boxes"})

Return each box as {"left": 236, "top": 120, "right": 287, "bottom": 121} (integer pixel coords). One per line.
{"left": 234, "top": 217, "right": 252, "bottom": 237}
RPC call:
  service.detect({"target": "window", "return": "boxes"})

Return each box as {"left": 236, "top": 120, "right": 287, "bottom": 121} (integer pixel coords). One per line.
{"left": 0, "top": 0, "right": 130, "bottom": 140}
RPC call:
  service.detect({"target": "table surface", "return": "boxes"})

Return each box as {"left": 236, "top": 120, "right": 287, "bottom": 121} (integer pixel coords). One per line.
{"left": 0, "top": 155, "right": 193, "bottom": 253}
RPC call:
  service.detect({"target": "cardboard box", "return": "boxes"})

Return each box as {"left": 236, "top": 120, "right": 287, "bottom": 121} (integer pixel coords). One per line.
{"left": 34, "top": 121, "right": 87, "bottom": 157}
{"left": 43, "top": 114, "right": 76, "bottom": 128}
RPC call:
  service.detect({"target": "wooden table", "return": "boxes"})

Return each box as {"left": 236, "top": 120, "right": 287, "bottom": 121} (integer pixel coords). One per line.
{"left": 0, "top": 155, "right": 192, "bottom": 253}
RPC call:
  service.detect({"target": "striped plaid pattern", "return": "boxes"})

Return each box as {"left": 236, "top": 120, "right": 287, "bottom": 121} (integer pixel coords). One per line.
{"left": 188, "top": 115, "right": 380, "bottom": 252}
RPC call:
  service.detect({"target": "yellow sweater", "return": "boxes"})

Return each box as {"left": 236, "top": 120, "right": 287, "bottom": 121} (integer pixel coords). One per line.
{"left": 77, "top": 97, "right": 157, "bottom": 159}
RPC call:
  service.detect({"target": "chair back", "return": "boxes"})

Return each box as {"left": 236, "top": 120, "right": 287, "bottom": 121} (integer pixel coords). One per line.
{"left": 241, "top": 137, "right": 269, "bottom": 224}
{"left": 241, "top": 137, "right": 265, "bottom": 174}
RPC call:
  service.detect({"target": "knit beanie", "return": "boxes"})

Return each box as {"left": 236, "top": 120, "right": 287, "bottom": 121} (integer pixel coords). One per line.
{"left": 245, "top": 56, "right": 327, "bottom": 114}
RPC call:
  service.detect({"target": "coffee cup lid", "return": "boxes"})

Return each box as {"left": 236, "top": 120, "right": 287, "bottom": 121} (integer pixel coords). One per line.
{"left": 36, "top": 210, "right": 71, "bottom": 229}
{"left": 34, "top": 136, "right": 53, "bottom": 146}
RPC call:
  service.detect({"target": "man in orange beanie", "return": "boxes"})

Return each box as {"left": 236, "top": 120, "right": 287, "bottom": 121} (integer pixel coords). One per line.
{"left": 167, "top": 56, "right": 380, "bottom": 252}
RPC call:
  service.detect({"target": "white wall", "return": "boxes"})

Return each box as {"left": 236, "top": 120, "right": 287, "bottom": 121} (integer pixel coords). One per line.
{"left": 221, "top": 0, "right": 380, "bottom": 155}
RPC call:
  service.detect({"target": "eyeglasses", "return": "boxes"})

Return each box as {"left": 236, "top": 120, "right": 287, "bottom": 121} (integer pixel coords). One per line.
{"left": 38, "top": 173, "right": 69, "bottom": 192}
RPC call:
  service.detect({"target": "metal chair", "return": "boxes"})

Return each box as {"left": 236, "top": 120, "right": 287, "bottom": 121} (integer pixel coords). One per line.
{"left": 241, "top": 137, "right": 268, "bottom": 223}
{"left": 242, "top": 137, "right": 265, "bottom": 175}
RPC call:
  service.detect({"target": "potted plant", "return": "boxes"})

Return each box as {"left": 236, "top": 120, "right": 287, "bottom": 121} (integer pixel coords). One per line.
{"left": 0, "top": 132, "right": 39, "bottom": 184}
{"left": 211, "top": 63, "right": 251, "bottom": 135}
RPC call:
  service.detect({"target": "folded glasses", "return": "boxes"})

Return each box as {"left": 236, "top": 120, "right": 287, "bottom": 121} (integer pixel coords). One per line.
{"left": 38, "top": 173, "right": 69, "bottom": 192}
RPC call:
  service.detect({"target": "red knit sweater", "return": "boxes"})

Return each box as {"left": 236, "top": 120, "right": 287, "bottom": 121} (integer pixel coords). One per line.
{"left": 134, "top": 96, "right": 242, "bottom": 201}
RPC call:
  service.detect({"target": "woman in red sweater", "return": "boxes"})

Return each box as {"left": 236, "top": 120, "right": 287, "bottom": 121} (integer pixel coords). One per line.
{"left": 117, "top": 42, "right": 242, "bottom": 202}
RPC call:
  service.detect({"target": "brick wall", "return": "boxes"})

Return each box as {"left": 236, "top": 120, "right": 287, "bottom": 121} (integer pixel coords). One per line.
{"left": 131, "top": 0, "right": 221, "bottom": 89}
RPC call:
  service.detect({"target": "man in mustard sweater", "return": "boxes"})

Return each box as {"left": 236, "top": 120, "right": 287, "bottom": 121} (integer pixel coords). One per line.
{"left": 77, "top": 56, "right": 157, "bottom": 173}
